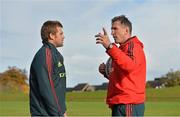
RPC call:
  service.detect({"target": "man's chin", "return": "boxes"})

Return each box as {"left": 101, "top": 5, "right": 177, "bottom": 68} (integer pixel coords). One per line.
{"left": 57, "top": 44, "right": 63, "bottom": 47}
{"left": 114, "top": 40, "right": 119, "bottom": 44}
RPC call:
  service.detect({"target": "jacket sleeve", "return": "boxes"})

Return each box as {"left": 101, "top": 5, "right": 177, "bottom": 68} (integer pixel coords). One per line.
{"left": 32, "top": 52, "right": 59, "bottom": 115}
{"left": 106, "top": 43, "right": 145, "bottom": 73}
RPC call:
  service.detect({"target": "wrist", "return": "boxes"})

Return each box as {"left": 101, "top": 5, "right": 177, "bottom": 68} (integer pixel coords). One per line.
{"left": 107, "top": 43, "right": 113, "bottom": 50}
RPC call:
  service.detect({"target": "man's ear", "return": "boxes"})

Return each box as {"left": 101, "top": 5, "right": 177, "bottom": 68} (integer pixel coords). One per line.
{"left": 49, "top": 33, "right": 54, "bottom": 40}
{"left": 125, "top": 27, "right": 129, "bottom": 34}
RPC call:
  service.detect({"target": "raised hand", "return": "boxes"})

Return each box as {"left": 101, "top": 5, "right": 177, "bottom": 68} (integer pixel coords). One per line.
{"left": 95, "top": 27, "right": 111, "bottom": 49}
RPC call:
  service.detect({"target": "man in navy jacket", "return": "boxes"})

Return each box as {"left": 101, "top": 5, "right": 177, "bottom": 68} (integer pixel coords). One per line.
{"left": 29, "top": 20, "right": 67, "bottom": 116}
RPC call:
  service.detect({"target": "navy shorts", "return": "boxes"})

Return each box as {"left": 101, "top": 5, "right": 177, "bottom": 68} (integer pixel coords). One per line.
{"left": 112, "top": 103, "right": 145, "bottom": 116}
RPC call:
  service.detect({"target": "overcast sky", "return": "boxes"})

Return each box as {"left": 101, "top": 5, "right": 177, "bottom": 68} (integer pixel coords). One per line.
{"left": 0, "top": 0, "right": 180, "bottom": 87}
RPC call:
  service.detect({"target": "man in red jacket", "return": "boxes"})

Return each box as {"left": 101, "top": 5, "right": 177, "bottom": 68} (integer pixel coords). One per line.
{"left": 95, "top": 15, "right": 146, "bottom": 116}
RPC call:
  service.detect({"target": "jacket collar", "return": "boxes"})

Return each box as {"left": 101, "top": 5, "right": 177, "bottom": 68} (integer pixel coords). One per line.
{"left": 120, "top": 36, "right": 136, "bottom": 46}
{"left": 42, "top": 40, "right": 56, "bottom": 49}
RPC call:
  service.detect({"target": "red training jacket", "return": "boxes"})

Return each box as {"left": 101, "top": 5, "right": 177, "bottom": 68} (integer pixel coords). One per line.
{"left": 106, "top": 36, "right": 146, "bottom": 107}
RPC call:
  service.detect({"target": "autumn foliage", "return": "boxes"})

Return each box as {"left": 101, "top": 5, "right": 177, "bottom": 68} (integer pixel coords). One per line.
{"left": 0, "top": 67, "right": 29, "bottom": 94}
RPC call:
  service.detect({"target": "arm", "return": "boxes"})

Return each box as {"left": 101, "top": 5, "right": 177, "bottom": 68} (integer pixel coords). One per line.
{"left": 32, "top": 53, "right": 60, "bottom": 115}
{"left": 106, "top": 43, "right": 144, "bottom": 72}
{"left": 95, "top": 28, "right": 145, "bottom": 73}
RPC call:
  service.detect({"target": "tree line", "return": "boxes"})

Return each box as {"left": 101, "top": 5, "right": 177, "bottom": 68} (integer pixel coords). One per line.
{"left": 0, "top": 67, "right": 180, "bottom": 92}
{"left": 146, "top": 69, "right": 180, "bottom": 88}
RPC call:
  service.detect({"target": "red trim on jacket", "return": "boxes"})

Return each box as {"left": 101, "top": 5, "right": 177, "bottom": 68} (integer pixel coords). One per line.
{"left": 46, "top": 48, "right": 62, "bottom": 113}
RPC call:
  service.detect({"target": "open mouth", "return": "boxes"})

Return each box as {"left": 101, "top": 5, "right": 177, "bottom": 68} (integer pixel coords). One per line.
{"left": 113, "top": 36, "right": 117, "bottom": 39}
{"left": 113, "top": 37, "right": 117, "bottom": 41}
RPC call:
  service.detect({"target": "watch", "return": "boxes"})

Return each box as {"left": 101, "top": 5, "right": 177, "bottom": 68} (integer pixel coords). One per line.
{"left": 107, "top": 43, "right": 113, "bottom": 50}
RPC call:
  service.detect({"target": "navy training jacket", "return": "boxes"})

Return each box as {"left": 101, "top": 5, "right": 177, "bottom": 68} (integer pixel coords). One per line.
{"left": 29, "top": 41, "right": 66, "bottom": 116}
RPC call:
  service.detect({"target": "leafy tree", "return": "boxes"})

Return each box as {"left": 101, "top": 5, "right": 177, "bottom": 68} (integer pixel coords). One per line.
{"left": 146, "top": 81, "right": 153, "bottom": 88}
{"left": 165, "top": 69, "right": 180, "bottom": 87}
{"left": 0, "top": 66, "right": 29, "bottom": 94}
{"left": 146, "top": 69, "right": 180, "bottom": 88}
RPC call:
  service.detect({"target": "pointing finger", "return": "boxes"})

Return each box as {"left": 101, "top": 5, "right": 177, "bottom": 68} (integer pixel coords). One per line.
{"left": 103, "top": 27, "right": 107, "bottom": 35}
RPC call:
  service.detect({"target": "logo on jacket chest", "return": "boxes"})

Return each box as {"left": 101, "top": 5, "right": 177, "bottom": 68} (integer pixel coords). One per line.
{"left": 57, "top": 61, "right": 66, "bottom": 78}
{"left": 58, "top": 61, "right": 62, "bottom": 67}
{"left": 59, "top": 73, "right": 66, "bottom": 78}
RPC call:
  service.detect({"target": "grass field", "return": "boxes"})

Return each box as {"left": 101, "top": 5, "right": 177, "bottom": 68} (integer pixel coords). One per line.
{"left": 0, "top": 86, "right": 180, "bottom": 116}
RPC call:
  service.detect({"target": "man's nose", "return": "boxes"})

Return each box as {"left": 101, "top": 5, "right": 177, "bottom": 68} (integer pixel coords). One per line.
{"left": 111, "top": 30, "right": 114, "bottom": 35}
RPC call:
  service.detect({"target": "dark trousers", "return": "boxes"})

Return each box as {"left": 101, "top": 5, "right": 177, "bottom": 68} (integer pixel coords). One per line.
{"left": 112, "top": 103, "right": 145, "bottom": 117}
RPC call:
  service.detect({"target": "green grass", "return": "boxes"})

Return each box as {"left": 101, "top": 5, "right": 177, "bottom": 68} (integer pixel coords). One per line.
{"left": 0, "top": 101, "right": 29, "bottom": 116}
{"left": 66, "top": 86, "right": 180, "bottom": 102}
{"left": 67, "top": 101, "right": 111, "bottom": 116}
{"left": 146, "top": 86, "right": 180, "bottom": 101}
{"left": 1, "top": 86, "right": 180, "bottom": 116}
{"left": 145, "top": 102, "right": 180, "bottom": 116}
{"left": 66, "top": 90, "right": 107, "bottom": 102}
{"left": 0, "top": 91, "right": 28, "bottom": 101}
{"left": 1, "top": 101, "right": 180, "bottom": 116}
